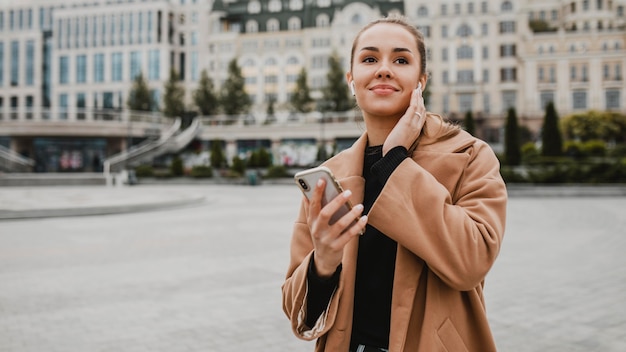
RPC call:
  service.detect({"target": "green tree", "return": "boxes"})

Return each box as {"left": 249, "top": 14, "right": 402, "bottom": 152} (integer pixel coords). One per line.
{"left": 321, "top": 51, "right": 352, "bottom": 112}
{"left": 464, "top": 111, "right": 476, "bottom": 136}
{"left": 290, "top": 67, "right": 313, "bottom": 113}
{"left": 220, "top": 58, "right": 251, "bottom": 116}
{"left": 561, "top": 111, "right": 626, "bottom": 143}
{"left": 163, "top": 69, "right": 186, "bottom": 118}
{"left": 193, "top": 69, "right": 219, "bottom": 116}
{"left": 127, "top": 72, "right": 154, "bottom": 112}
{"left": 210, "top": 140, "right": 226, "bottom": 168}
{"left": 541, "top": 101, "right": 563, "bottom": 156}
{"left": 504, "top": 107, "right": 522, "bottom": 166}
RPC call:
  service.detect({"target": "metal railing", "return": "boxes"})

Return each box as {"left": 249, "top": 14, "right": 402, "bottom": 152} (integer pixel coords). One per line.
{"left": 0, "top": 144, "right": 35, "bottom": 173}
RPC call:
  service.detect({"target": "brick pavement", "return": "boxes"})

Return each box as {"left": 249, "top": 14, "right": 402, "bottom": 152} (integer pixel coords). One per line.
{"left": 0, "top": 184, "right": 625, "bottom": 351}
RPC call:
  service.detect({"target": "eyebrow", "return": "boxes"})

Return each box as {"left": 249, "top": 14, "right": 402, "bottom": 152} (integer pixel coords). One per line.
{"left": 359, "top": 46, "right": 413, "bottom": 53}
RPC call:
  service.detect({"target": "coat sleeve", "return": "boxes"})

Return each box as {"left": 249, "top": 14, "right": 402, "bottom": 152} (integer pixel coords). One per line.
{"left": 367, "top": 140, "right": 507, "bottom": 291}
{"left": 281, "top": 199, "right": 343, "bottom": 340}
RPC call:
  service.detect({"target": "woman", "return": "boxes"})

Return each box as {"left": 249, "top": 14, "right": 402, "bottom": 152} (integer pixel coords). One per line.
{"left": 282, "top": 15, "right": 507, "bottom": 352}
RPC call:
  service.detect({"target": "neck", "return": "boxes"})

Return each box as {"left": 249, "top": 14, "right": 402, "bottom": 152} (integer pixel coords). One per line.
{"left": 363, "top": 113, "right": 401, "bottom": 146}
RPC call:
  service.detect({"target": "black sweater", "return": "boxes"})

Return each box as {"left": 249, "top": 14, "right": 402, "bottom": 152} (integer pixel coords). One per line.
{"left": 306, "top": 145, "right": 408, "bottom": 349}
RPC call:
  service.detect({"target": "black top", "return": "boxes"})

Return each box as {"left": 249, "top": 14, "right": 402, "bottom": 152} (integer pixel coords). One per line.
{"left": 305, "top": 145, "right": 409, "bottom": 349}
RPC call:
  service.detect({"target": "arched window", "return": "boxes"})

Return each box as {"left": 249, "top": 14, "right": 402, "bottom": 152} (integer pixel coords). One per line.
{"left": 243, "top": 58, "right": 256, "bottom": 67}
{"left": 287, "top": 56, "right": 299, "bottom": 65}
{"left": 288, "top": 16, "right": 301, "bottom": 31}
{"left": 317, "top": 0, "right": 331, "bottom": 7}
{"left": 267, "top": 18, "right": 280, "bottom": 32}
{"left": 316, "top": 14, "right": 330, "bottom": 27}
{"left": 246, "top": 20, "right": 258, "bottom": 33}
{"left": 290, "top": 0, "right": 303, "bottom": 11}
{"left": 457, "top": 24, "right": 472, "bottom": 37}
{"left": 457, "top": 45, "right": 473, "bottom": 59}
{"left": 501, "top": 1, "right": 513, "bottom": 12}
{"left": 265, "top": 57, "right": 278, "bottom": 66}
{"left": 247, "top": 0, "right": 261, "bottom": 14}
{"left": 351, "top": 13, "right": 363, "bottom": 25}
{"left": 417, "top": 6, "right": 428, "bottom": 17}
{"left": 268, "top": 0, "right": 282, "bottom": 13}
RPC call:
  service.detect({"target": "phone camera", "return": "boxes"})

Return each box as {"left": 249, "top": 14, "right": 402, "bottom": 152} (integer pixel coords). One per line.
{"left": 298, "top": 179, "right": 309, "bottom": 191}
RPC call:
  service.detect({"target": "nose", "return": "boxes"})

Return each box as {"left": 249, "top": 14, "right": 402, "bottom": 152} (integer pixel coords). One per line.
{"left": 375, "top": 60, "right": 393, "bottom": 79}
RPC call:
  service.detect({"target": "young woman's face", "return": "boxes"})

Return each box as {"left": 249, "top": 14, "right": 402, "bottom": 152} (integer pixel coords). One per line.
{"left": 347, "top": 23, "right": 424, "bottom": 119}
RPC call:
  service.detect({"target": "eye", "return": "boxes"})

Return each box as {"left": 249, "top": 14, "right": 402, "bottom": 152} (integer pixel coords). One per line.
{"left": 362, "top": 56, "right": 377, "bottom": 63}
{"left": 395, "top": 57, "right": 409, "bottom": 64}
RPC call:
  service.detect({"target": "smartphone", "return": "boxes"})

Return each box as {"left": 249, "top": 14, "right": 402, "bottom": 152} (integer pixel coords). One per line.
{"left": 294, "top": 166, "right": 354, "bottom": 225}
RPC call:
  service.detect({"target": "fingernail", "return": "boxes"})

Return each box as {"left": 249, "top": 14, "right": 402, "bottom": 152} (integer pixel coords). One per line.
{"left": 360, "top": 215, "right": 368, "bottom": 223}
{"left": 343, "top": 190, "right": 352, "bottom": 198}
{"left": 354, "top": 204, "right": 364, "bottom": 211}
{"left": 317, "top": 179, "right": 324, "bottom": 186}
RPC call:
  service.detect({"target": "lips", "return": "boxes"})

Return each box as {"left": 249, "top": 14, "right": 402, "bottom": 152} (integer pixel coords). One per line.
{"left": 370, "top": 84, "right": 398, "bottom": 94}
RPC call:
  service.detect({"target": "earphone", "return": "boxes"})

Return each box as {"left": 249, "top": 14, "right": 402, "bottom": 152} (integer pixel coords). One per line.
{"left": 417, "top": 82, "right": 422, "bottom": 91}
{"left": 350, "top": 81, "right": 356, "bottom": 96}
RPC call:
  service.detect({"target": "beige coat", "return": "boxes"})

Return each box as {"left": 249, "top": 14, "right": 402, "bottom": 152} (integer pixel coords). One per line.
{"left": 282, "top": 118, "right": 508, "bottom": 352}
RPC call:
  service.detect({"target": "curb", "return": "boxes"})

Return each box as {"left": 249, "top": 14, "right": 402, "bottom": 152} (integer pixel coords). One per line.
{"left": 0, "top": 195, "right": 206, "bottom": 220}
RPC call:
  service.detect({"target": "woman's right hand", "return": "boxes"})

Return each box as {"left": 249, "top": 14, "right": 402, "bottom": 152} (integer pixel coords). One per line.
{"left": 306, "top": 178, "right": 368, "bottom": 278}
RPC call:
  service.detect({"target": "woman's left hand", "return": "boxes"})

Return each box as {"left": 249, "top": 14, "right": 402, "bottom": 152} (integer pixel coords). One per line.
{"left": 382, "top": 87, "right": 427, "bottom": 156}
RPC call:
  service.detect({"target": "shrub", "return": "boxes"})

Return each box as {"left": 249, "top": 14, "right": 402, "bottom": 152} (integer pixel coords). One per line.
{"left": 265, "top": 165, "right": 289, "bottom": 178}
{"left": 231, "top": 156, "right": 246, "bottom": 176}
{"left": 521, "top": 142, "right": 540, "bottom": 163}
{"left": 582, "top": 140, "right": 606, "bottom": 157}
{"left": 190, "top": 165, "right": 213, "bottom": 178}
{"left": 170, "top": 155, "right": 184, "bottom": 176}
{"left": 135, "top": 164, "right": 154, "bottom": 178}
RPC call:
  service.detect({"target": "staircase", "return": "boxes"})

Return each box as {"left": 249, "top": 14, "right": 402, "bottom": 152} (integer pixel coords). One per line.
{"left": 0, "top": 145, "right": 35, "bottom": 173}
{"left": 103, "top": 117, "right": 202, "bottom": 175}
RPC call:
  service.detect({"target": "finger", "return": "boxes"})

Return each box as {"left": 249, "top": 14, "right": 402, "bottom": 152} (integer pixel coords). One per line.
{"left": 333, "top": 203, "right": 364, "bottom": 233}
{"left": 333, "top": 214, "right": 369, "bottom": 248}
{"left": 309, "top": 178, "right": 326, "bottom": 217}
{"left": 318, "top": 189, "right": 352, "bottom": 222}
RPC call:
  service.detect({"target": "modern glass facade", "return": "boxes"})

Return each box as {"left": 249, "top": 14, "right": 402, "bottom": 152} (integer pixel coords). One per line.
{"left": 33, "top": 138, "right": 106, "bottom": 172}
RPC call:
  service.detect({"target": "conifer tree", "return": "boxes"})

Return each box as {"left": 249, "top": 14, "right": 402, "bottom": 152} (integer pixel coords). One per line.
{"left": 193, "top": 69, "right": 219, "bottom": 116}
{"left": 163, "top": 69, "right": 186, "bottom": 118}
{"left": 220, "top": 58, "right": 251, "bottom": 116}
{"left": 504, "top": 107, "right": 522, "bottom": 166}
{"left": 321, "top": 51, "right": 351, "bottom": 112}
{"left": 210, "top": 140, "right": 226, "bottom": 168}
{"left": 464, "top": 111, "right": 476, "bottom": 136}
{"left": 127, "top": 72, "right": 154, "bottom": 112}
{"left": 290, "top": 67, "right": 313, "bottom": 113}
{"left": 541, "top": 101, "right": 563, "bottom": 156}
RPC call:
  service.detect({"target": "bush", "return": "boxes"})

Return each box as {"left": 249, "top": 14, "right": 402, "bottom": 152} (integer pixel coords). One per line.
{"left": 170, "top": 155, "right": 184, "bottom": 176}
{"left": 231, "top": 156, "right": 246, "bottom": 176}
{"left": 134, "top": 164, "right": 154, "bottom": 177}
{"left": 582, "top": 140, "right": 606, "bottom": 157}
{"left": 521, "top": 142, "right": 540, "bottom": 163}
{"left": 190, "top": 165, "right": 213, "bottom": 178}
{"left": 265, "top": 165, "right": 290, "bottom": 178}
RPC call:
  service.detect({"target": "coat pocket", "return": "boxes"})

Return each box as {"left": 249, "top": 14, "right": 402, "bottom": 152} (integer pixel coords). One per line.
{"left": 436, "top": 318, "right": 469, "bottom": 352}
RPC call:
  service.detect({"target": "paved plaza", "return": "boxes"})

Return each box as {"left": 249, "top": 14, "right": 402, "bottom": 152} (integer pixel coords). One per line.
{"left": 0, "top": 184, "right": 625, "bottom": 351}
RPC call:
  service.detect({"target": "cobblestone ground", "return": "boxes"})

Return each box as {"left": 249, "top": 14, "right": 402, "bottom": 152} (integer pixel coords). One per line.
{"left": 0, "top": 185, "right": 625, "bottom": 351}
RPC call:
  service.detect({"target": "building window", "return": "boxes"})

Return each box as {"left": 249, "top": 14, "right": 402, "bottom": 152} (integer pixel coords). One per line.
{"left": 502, "top": 91, "right": 516, "bottom": 111}
{"left": 268, "top": 0, "right": 282, "bottom": 12}
{"left": 191, "top": 51, "right": 198, "bottom": 81}
{"left": 457, "top": 70, "right": 474, "bottom": 83}
{"left": 26, "top": 40, "right": 35, "bottom": 85}
{"left": 500, "top": 44, "right": 516, "bottom": 57}
{"left": 94, "top": 53, "right": 104, "bottom": 82}
{"left": 605, "top": 89, "right": 620, "bottom": 109}
{"left": 457, "top": 45, "right": 473, "bottom": 59}
{"left": 267, "top": 18, "right": 279, "bottom": 32}
{"left": 111, "top": 52, "right": 123, "bottom": 81}
{"left": 316, "top": 14, "right": 330, "bottom": 27}
{"left": 500, "top": 67, "right": 517, "bottom": 82}
{"left": 442, "top": 25, "right": 448, "bottom": 38}
{"left": 499, "top": 21, "right": 516, "bottom": 33}
{"left": 417, "top": 6, "right": 428, "bottom": 17}
{"left": 149, "top": 49, "right": 160, "bottom": 80}
{"left": 441, "top": 4, "right": 448, "bottom": 15}
{"left": 442, "top": 48, "right": 448, "bottom": 61}
{"left": 76, "top": 55, "right": 87, "bottom": 83}
{"left": 483, "top": 93, "right": 490, "bottom": 113}
{"left": 130, "top": 51, "right": 141, "bottom": 80}
{"left": 443, "top": 70, "right": 449, "bottom": 84}
{"left": 501, "top": 1, "right": 513, "bottom": 12}
{"left": 248, "top": 1, "right": 261, "bottom": 14}
{"left": 59, "top": 94, "right": 68, "bottom": 119}
{"left": 459, "top": 93, "right": 473, "bottom": 113}
{"left": 540, "top": 91, "right": 554, "bottom": 109}
{"left": 457, "top": 24, "right": 472, "bottom": 37}
{"left": 572, "top": 91, "right": 587, "bottom": 109}
{"left": 550, "top": 66, "right": 556, "bottom": 82}
{"left": 59, "top": 56, "right": 69, "bottom": 84}
{"left": 482, "top": 46, "right": 489, "bottom": 59}
{"left": 10, "top": 40, "right": 18, "bottom": 86}
{"left": 482, "top": 69, "right": 489, "bottom": 83}
{"left": 288, "top": 17, "right": 301, "bottom": 31}
{"left": 481, "top": 1, "right": 488, "bottom": 13}
{"left": 290, "top": 0, "right": 303, "bottom": 11}
{"left": 0, "top": 42, "right": 4, "bottom": 86}
{"left": 481, "top": 23, "right": 488, "bottom": 35}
